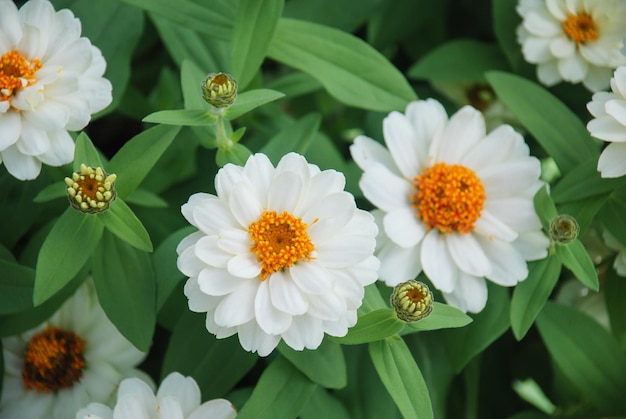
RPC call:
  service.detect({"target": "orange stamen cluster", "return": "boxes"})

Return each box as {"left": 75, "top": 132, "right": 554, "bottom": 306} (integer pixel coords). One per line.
{"left": 22, "top": 326, "right": 87, "bottom": 392}
{"left": 0, "top": 50, "right": 41, "bottom": 104}
{"left": 411, "top": 162, "right": 486, "bottom": 234}
{"left": 562, "top": 12, "right": 598, "bottom": 45}
{"left": 248, "top": 210, "right": 315, "bottom": 280}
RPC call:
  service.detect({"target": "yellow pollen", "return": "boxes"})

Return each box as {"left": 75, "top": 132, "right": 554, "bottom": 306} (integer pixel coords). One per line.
{"left": 0, "top": 50, "right": 41, "bottom": 104}
{"left": 562, "top": 12, "right": 598, "bottom": 45}
{"left": 22, "top": 326, "right": 87, "bottom": 393}
{"left": 248, "top": 210, "right": 315, "bottom": 281}
{"left": 411, "top": 162, "right": 486, "bottom": 234}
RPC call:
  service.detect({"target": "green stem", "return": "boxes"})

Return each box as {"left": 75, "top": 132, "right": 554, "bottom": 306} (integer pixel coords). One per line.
{"left": 214, "top": 114, "right": 232, "bottom": 150}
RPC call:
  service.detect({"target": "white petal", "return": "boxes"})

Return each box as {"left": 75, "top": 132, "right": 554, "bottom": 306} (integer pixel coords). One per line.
{"left": 304, "top": 192, "right": 356, "bottom": 242}
{"left": 512, "top": 231, "right": 550, "bottom": 260}
{"left": 537, "top": 61, "right": 562, "bottom": 86}
{"left": 350, "top": 135, "right": 398, "bottom": 174}
{"left": 157, "top": 397, "right": 185, "bottom": 419}
{"left": 443, "top": 273, "right": 488, "bottom": 313}
{"left": 359, "top": 162, "right": 412, "bottom": 211}
{"left": 217, "top": 228, "right": 251, "bottom": 255}
{"left": 605, "top": 99, "right": 626, "bottom": 126}
{"left": 405, "top": 99, "right": 447, "bottom": 159}
{"left": 227, "top": 252, "right": 262, "bottom": 279}
{"left": 315, "top": 233, "right": 375, "bottom": 268}
{"left": 383, "top": 111, "right": 423, "bottom": 178}
{"left": 268, "top": 270, "right": 308, "bottom": 315}
{"left": 421, "top": 230, "right": 458, "bottom": 293}
{"left": 473, "top": 209, "right": 519, "bottom": 242}
{"left": 237, "top": 321, "right": 280, "bottom": 356}
{"left": 191, "top": 198, "right": 236, "bottom": 234}
{"left": 0, "top": 112, "right": 21, "bottom": 151}
{"left": 289, "top": 261, "right": 334, "bottom": 295}
{"left": 446, "top": 233, "right": 492, "bottom": 277}
{"left": 195, "top": 236, "right": 230, "bottom": 268}
{"left": 1, "top": 145, "right": 41, "bottom": 180}
{"left": 188, "top": 399, "right": 237, "bottom": 419}
{"left": 228, "top": 182, "right": 264, "bottom": 227}
{"left": 478, "top": 236, "right": 528, "bottom": 286}
{"left": 36, "top": 129, "right": 74, "bottom": 166}
{"left": 307, "top": 291, "right": 347, "bottom": 320}
{"left": 383, "top": 206, "right": 426, "bottom": 248}
{"left": 433, "top": 106, "right": 485, "bottom": 164}
{"left": 267, "top": 172, "right": 303, "bottom": 213}
{"left": 282, "top": 315, "right": 324, "bottom": 351}
{"left": 254, "top": 280, "right": 292, "bottom": 334}
{"left": 112, "top": 395, "right": 152, "bottom": 419}
{"left": 213, "top": 279, "right": 257, "bottom": 327}
{"left": 197, "top": 267, "right": 251, "bottom": 296}
{"left": 587, "top": 116, "right": 626, "bottom": 142}
{"left": 598, "top": 142, "right": 626, "bottom": 178}
{"left": 558, "top": 53, "right": 588, "bottom": 83}
{"left": 157, "top": 373, "right": 200, "bottom": 417}
{"left": 377, "top": 240, "right": 423, "bottom": 286}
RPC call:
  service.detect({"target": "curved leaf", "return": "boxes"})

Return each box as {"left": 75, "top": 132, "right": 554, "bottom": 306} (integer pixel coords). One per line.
{"left": 331, "top": 309, "right": 404, "bottom": 345}
{"left": 278, "top": 339, "right": 347, "bottom": 389}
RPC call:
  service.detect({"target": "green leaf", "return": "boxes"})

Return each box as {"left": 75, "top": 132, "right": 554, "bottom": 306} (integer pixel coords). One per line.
{"left": 268, "top": 18, "right": 416, "bottom": 112}
{"left": 536, "top": 302, "right": 626, "bottom": 413}
{"left": 224, "top": 89, "right": 286, "bottom": 119}
{"left": 107, "top": 124, "right": 181, "bottom": 198}
{"left": 124, "top": 188, "right": 168, "bottom": 208}
{"left": 33, "top": 181, "right": 67, "bottom": 203}
{"left": 121, "top": 0, "right": 235, "bottom": 41}
{"left": 408, "top": 39, "right": 509, "bottom": 82}
{"left": 442, "top": 283, "right": 511, "bottom": 372}
{"left": 0, "top": 260, "right": 35, "bottom": 315}
{"left": 238, "top": 356, "right": 317, "bottom": 419}
{"left": 91, "top": 231, "right": 155, "bottom": 351}
{"left": 403, "top": 302, "right": 473, "bottom": 333}
{"left": 181, "top": 59, "right": 212, "bottom": 110}
{"left": 605, "top": 266, "right": 626, "bottom": 348}
{"left": 143, "top": 109, "right": 217, "bottom": 126}
{"left": 161, "top": 309, "right": 257, "bottom": 399}
{"left": 34, "top": 208, "right": 104, "bottom": 306}
{"left": 555, "top": 240, "right": 599, "bottom": 291}
{"left": 559, "top": 195, "right": 607, "bottom": 237}
{"left": 278, "top": 339, "right": 347, "bottom": 389}
{"left": 533, "top": 186, "right": 558, "bottom": 231}
{"left": 510, "top": 255, "right": 562, "bottom": 340}
{"left": 74, "top": 132, "right": 105, "bottom": 169}
{"left": 231, "top": 0, "right": 284, "bottom": 89}
{"left": 331, "top": 309, "right": 404, "bottom": 345}
{"left": 552, "top": 159, "right": 620, "bottom": 204}
{"left": 486, "top": 71, "right": 599, "bottom": 173}
{"left": 266, "top": 72, "right": 323, "bottom": 98}
{"left": 260, "top": 113, "right": 321, "bottom": 164}
{"left": 597, "top": 189, "right": 626, "bottom": 249}
{"left": 154, "top": 226, "right": 195, "bottom": 309}
{"left": 300, "top": 387, "right": 351, "bottom": 419}
{"left": 216, "top": 143, "right": 252, "bottom": 167}
{"left": 369, "top": 337, "right": 434, "bottom": 419}
{"left": 492, "top": 0, "right": 527, "bottom": 71}
{"left": 98, "top": 199, "right": 153, "bottom": 252}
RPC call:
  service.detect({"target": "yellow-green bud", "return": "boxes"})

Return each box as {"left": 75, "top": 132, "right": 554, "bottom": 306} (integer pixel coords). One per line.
{"left": 65, "top": 164, "right": 117, "bottom": 214}
{"left": 201, "top": 72, "right": 237, "bottom": 108}
{"left": 549, "top": 214, "right": 579, "bottom": 244}
{"left": 390, "top": 280, "right": 434, "bottom": 322}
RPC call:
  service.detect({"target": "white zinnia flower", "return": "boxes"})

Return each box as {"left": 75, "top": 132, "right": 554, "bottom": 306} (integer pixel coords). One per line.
{"left": 350, "top": 99, "right": 549, "bottom": 313}
{"left": 516, "top": 0, "right": 626, "bottom": 92}
{"left": 587, "top": 66, "right": 626, "bottom": 177}
{"left": 0, "top": 280, "right": 146, "bottom": 419}
{"left": 177, "top": 152, "right": 379, "bottom": 356}
{"left": 76, "top": 372, "right": 237, "bottom": 419}
{"left": 0, "top": 0, "right": 112, "bottom": 180}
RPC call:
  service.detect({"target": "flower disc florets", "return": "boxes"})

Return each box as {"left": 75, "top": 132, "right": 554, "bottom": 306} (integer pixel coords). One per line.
{"left": 65, "top": 164, "right": 116, "bottom": 214}
{"left": 201, "top": 72, "right": 238, "bottom": 108}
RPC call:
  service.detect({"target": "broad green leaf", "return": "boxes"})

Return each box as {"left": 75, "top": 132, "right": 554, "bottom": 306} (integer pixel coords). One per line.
{"left": 181, "top": 60, "right": 211, "bottom": 110}
{"left": 231, "top": 0, "right": 284, "bottom": 89}
{"left": 34, "top": 208, "right": 104, "bottom": 305}
{"left": 369, "top": 337, "right": 434, "bottom": 419}
{"left": 74, "top": 132, "right": 105, "bottom": 170}
{"left": 121, "top": 0, "right": 235, "bottom": 41}
{"left": 268, "top": 18, "right": 416, "bottom": 112}
{"left": 408, "top": 39, "right": 509, "bottom": 82}
{"left": 143, "top": 109, "right": 217, "bottom": 126}
{"left": 98, "top": 199, "right": 153, "bottom": 252}
{"left": 533, "top": 186, "right": 558, "bottom": 231}
{"left": 359, "top": 283, "right": 389, "bottom": 314}
{"left": 367, "top": 0, "right": 432, "bottom": 49}
{"left": 442, "top": 283, "right": 511, "bottom": 372}
{"left": 510, "top": 255, "right": 562, "bottom": 340}
{"left": 552, "top": 159, "right": 620, "bottom": 204}
{"left": 605, "top": 266, "right": 626, "bottom": 348}
{"left": 332, "top": 309, "right": 404, "bottom": 345}
{"left": 238, "top": 356, "right": 317, "bottom": 419}
{"left": 512, "top": 379, "right": 557, "bottom": 415}
{"left": 107, "top": 124, "right": 181, "bottom": 198}
{"left": 300, "top": 387, "right": 351, "bottom": 419}
{"left": 598, "top": 188, "right": 626, "bottom": 248}
{"left": 154, "top": 226, "right": 195, "bottom": 309}
{"left": 536, "top": 302, "right": 626, "bottom": 412}
{"left": 403, "top": 302, "right": 473, "bottom": 333}
{"left": 284, "top": 0, "right": 384, "bottom": 33}
{"left": 33, "top": 181, "right": 67, "bottom": 203}
{"left": 260, "top": 113, "right": 321, "bottom": 164}
{"left": 124, "top": 188, "right": 168, "bottom": 208}
{"left": 555, "top": 240, "right": 599, "bottom": 291}
{"left": 486, "top": 71, "right": 599, "bottom": 173}
{"left": 216, "top": 143, "right": 252, "bottom": 167}
{"left": 0, "top": 260, "right": 35, "bottom": 315}
{"left": 266, "top": 71, "right": 322, "bottom": 98}
{"left": 492, "top": 0, "right": 527, "bottom": 71}
{"left": 278, "top": 339, "right": 347, "bottom": 389}
{"left": 0, "top": 244, "right": 15, "bottom": 262}
{"left": 161, "top": 309, "right": 257, "bottom": 398}
{"left": 224, "top": 89, "right": 286, "bottom": 119}
{"left": 91, "top": 231, "right": 155, "bottom": 351}
{"left": 559, "top": 195, "right": 607, "bottom": 237}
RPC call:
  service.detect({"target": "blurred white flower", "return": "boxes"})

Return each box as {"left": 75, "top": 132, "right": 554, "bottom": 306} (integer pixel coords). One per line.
{"left": 602, "top": 231, "right": 626, "bottom": 276}
{"left": 0, "top": 0, "right": 112, "bottom": 180}
{"left": 177, "top": 152, "right": 379, "bottom": 356}
{"left": 0, "top": 280, "right": 146, "bottom": 419}
{"left": 351, "top": 99, "right": 549, "bottom": 313}
{"left": 76, "top": 372, "right": 237, "bottom": 419}
{"left": 516, "top": 0, "right": 626, "bottom": 91}
{"left": 587, "top": 66, "right": 626, "bottom": 177}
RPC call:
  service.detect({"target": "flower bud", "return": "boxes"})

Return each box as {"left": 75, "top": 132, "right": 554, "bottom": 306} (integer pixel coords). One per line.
{"left": 65, "top": 164, "right": 116, "bottom": 214}
{"left": 549, "top": 214, "right": 579, "bottom": 244}
{"left": 201, "top": 72, "right": 237, "bottom": 108}
{"left": 390, "top": 280, "right": 434, "bottom": 322}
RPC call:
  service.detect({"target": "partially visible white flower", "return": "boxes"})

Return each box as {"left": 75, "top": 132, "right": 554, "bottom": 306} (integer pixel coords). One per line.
{"left": 177, "top": 152, "right": 379, "bottom": 356}
{"left": 602, "top": 231, "right": 626, "bottom": 276}
{"left": 516, "top": 0, "right": 626, "bottom": 91}
{"left": 0, "top": 0, "right": 112, "bottom": 180}
{"left": 76, "top": 372, "right": 237, "bottom": 419}
{"left": 0, "top": 280, "right": 146, "bottom": 419}
{"left": 350, "top": 99, "right": 549, "bottom": 313}
{"left": 587, "top": 66, "right": 626, "bottom": 177}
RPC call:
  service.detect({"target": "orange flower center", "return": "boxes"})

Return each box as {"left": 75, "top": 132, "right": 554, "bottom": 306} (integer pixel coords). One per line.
{"left": 22, "top": 326, "right": 87, "bottom": 392}
{"left": 248, "top": 210, "right": 315, "bottom": 281}
{"left": 0, "top": 49, "right": 42, "bottom": 103}
{"left": 562, "top": 12, "right": 598, "bottom": 45}
{"left": 411, "top": 162, "right": 486, "bottom": 234}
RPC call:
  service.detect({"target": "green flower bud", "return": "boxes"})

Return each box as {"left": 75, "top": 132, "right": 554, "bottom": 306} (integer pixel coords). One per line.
{"left": 390, "top": 280, "right": 434, "bottom": 322}
{"left": 201, "top": 72, "right": 237, "bottom": 108}
{"left": 65, "top": 164, "right": 117, "bottom": 214}
{"left": 549, "top": 214, "right": 579, "bottom": 244}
